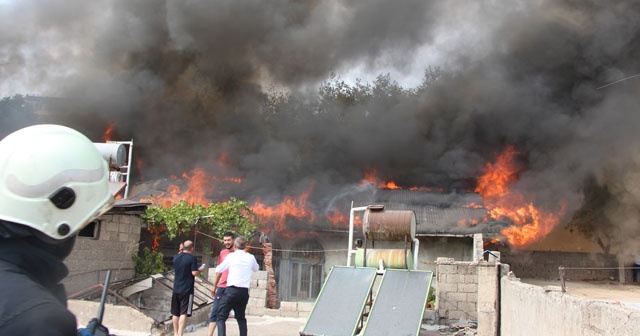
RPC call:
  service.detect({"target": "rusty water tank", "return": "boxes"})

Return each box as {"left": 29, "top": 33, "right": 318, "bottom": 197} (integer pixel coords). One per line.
{"left": 354, "top": 248, "right": 413, "bottom": 269}
{"left": 363, "top": 209, "right": 416, "bottom": 242}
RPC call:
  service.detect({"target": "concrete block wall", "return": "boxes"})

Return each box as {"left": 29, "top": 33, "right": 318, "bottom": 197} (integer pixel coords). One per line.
{"left": 64, "top": 213, "right": 141, "bottom": 294}
{"left": 476, "top": 262, "right": 502, "bottom": 336}
{"left": 245, "top": 271, "right": 312, "bottom": 318}
{"left": 501, "top": 273, "right": 640, "bottom": 335}
{"left": 435, "top": 257, "right": 478, "bottom": 323}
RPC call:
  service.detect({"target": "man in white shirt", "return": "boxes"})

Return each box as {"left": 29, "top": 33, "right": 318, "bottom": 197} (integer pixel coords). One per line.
{"left": 214, "top": 236, "right": 259, "bottom": 336}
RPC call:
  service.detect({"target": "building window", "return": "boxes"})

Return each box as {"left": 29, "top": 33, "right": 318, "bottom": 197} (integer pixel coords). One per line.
{"left": 290, "top": 262, "right": 323, "bottom": 300}
{"left": 289, "top": 239, "right": 324, "bottom": 301}
{"left": 78, "top": 220, "right": 100, "bottom": 239}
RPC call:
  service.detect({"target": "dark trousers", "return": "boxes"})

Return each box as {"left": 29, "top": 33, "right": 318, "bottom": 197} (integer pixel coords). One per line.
{"left": 209, "top": 287, "right": 226, "bottom": 322}
{"left": 634, "top": 263, "right": 640, "bottom": 282}
{"left": 216, "top": 286, "right": 249, "bottom": 336}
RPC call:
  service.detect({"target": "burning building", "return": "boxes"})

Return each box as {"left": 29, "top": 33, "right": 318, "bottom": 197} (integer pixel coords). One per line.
{"left": 3, "top": 0, "right": 640, "bottom": 305}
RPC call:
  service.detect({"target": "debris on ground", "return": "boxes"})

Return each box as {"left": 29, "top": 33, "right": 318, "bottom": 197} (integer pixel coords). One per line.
{"left": 420, "top": 320, "right": 478, "bottom": 336}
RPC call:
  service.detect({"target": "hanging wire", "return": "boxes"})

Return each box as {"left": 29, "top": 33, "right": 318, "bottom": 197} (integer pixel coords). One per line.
{"left": 596, "top": 73, "right": 640, "bottom": 90}
{"left": 196, "top": 230, "right": 348, "bottom": 253}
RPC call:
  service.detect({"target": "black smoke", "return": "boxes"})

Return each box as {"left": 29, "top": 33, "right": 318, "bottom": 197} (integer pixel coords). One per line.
{"left": 2, "top": 1, "right": 640, "bottom": 247}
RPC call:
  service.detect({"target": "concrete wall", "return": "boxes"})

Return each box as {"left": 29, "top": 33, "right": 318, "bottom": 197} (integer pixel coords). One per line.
{"left": 70, "top": 299, "right": 157, "bottom": 334}
{"left": 434, "top": 257, "right": 503, "bottom": 336}
{"left": 429, "top": 256, "right": 640, "bottom": 335}
{"left": 417, "top": 236, "right": 475, "bottom": 274}
{"left": 501, "top": 274, "right": 640, "bottom": 336}
{"left": 64, "top": 211, "right": 142, "bottom": 294}
{"left": 435, "top": 258, "right": 479, "bottom": 323}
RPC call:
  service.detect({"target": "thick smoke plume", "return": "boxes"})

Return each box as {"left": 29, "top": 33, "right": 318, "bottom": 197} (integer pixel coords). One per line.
{"left": 2, "top": 1, "right": 640, "bottom": 249}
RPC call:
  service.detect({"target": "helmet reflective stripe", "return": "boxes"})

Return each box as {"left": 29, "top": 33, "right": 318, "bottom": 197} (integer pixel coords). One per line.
{"left": 0, "top": 124, "right": 113, "bottom": 240}
{"left": 6, "top": 168, "right": 105, "bottom": 198}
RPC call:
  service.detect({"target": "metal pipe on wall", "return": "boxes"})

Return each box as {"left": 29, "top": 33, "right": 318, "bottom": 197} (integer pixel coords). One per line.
{"left": 347, "top": 204, "right": 369, "bottom": 267}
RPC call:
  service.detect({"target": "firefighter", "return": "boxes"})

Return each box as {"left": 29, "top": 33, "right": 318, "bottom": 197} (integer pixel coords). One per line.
{"left": 0, "top": 124, "right": 113, "bottom": 335}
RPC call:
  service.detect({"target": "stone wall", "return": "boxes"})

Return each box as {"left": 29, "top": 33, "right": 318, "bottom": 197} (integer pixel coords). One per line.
{"left": 64, "top": 211, "right": 142, "bottom": 295}
{"left": 501, "top": 274, "right": 640, "bottom": 336}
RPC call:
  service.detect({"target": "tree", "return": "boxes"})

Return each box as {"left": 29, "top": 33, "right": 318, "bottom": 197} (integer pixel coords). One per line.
{"left": 142, "top": 197, "right": 258, "bottom": 248}
{"left": 132, "top": 247, "right": 167, "bottom": 276}
{"left": 566, "top": 178, "right": 613, "bottom": 253}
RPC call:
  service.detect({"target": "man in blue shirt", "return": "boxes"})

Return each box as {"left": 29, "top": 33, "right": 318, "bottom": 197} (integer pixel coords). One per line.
{"left": 172, "top": 240, "right": 204, "bottom": 336}
{"left": 215, "top": 236, "right": 259, "bottom": 336}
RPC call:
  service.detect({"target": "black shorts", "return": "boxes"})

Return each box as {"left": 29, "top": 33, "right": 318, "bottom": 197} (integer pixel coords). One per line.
{"left": 171, "top": 292, "right": 194, "bottom": 317}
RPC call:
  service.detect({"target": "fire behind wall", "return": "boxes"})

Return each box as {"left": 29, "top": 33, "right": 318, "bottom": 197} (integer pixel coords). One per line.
{"left": 2, "top": 1, "right": 640, "bottom": 250}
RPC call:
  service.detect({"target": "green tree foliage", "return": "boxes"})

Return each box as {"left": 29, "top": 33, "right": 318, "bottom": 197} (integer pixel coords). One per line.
{"left": 142, "top": 197, "right": 258, "bottom": 242}
{"left": 132, "top": 247, "right": 167, "bottom": 276}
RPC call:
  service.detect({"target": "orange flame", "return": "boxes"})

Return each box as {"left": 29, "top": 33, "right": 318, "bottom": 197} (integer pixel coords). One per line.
{"left": 103, "top": 122, "right": 115, "bottom": 142}
{"left": 251, "top": 183, "right": 317, "bottom": 234}
{"left": 476, "top": 146, "right": 566, "bottom": 247}
{"left": 325, "top": 207, "right": 363, "bottom": 230}
{"left": 145, "top": 168, "right": 211, "bottom": 207}
{"left": 362, "top": 169, "right": 405, "bottom": 189}
{"left": 362, "top": 168, "right": 441, "bottom": 191}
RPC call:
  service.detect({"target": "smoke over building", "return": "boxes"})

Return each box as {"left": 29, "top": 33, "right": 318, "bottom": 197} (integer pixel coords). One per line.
{"left": 2, "top": 1, "right": 640, "bottom": 249}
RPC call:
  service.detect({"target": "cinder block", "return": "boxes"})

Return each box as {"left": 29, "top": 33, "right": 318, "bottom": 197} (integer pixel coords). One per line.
{"left": 248, "top": 297, "right": 265, "bottom": 308}
{"left": 457, "top": 301, "right": 476, "bottom": 312}
{"left": 438, "top": 283, "right": 458, "bottom": 293}
{"left": 458, "top": 283, "right": 477, "bottom": 293}
{"left": 298, "top": 310, "right": 310, "bottom": 319}
{"left": 466, "top": 293, "right": 478, "bottom": 303}
{"left": 297, "top": 301, "right": 314, "bottom": 312}
{"left": 438, "top": 300, "right": 456, "bottom": 311}
{"left": 446, "top": 292, "right": 466, "bottom": 303}
{"left": 446, "top": 273, "right": 462, "bottom": 283}
{"left": 279, "top": 301, "right": 298, "bottom": 311}
{"left": 247, "top": 306, "right": 266, "bottom": 316}
{"left": 437, "top": 257, "right": 455, "bottom": 264}
{"left": 279, "top": 310, "right": 300, "bottom": 318}
{"left": 256, "top": 279, "right": 269, "bottom": 289}
{"left": 438, "top": 265, "right": 457, "bottom": 274}
{"left": 105, "top": 222, "right": 118, "bottom": 232}
{"left": 459, "top": 266, "right": 477, "bottom": 275}
{"left": 252, "top": 271, "right": 268, "bottom": 280}
{"left": 447, "top": 310, "right": 468, "bottom": 320}
{"left": 251, "top": 288, "right": 267, "bottom": 299}
{"left": 463, "top": 274, "right": 478, "bottom": 284}
{"left": 264, "top": 308, "right": 279, "bottom": 317}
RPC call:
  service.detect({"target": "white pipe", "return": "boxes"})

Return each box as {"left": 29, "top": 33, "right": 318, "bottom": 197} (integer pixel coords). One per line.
{"left": 413, "top": 238, "right": 420, "bottom": 270}
{"left": 106, "top": 140, "right": 134, "bottom": 199}
{"left": 124, "top": 140, "right": 133, "bottom": 198}
{"left": 347, "top": 204, "right": 369, "bottom": 267}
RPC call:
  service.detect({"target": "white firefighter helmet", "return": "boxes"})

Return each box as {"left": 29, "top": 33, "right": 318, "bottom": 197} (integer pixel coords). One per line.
{"left": 0, "top": 124, "right": 113, "bottom": 240}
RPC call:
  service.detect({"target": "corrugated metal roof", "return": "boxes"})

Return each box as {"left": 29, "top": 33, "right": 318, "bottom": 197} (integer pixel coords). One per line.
{"left": 350, "top": 189, "right": 500, "bottom": 235}
{"left": 128, "top": 179, "right": 503, "bottom": 235}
